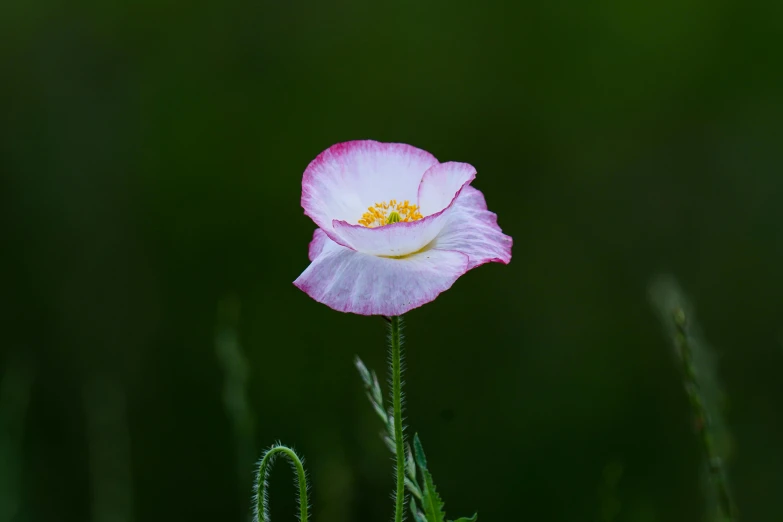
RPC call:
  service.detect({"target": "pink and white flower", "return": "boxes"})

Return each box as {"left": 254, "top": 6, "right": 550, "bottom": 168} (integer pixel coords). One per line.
{"left": 294, "top": 140, "right": 512, "bottom": 316}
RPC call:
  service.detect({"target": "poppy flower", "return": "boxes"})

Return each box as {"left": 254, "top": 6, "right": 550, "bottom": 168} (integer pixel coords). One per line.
{"left": 294, "top": 140, "right": 512, "bottom": 315}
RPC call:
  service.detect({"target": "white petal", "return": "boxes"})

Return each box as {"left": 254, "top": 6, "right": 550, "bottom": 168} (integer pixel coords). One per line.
{"left": 417, "top": 162, "right": 476, "bottom": 215}
{"left": 329, "top": 162, "right": 477, "bottom": 257}
{"left": 294, "top": 231, "right": 469, "bottom": 316}
{"left": 301, "top": 141, "right": 439, "bottom": 240}
{"left": 431, "top": 185, "right": 512, "bottom": 269}
{"left": 307, "top": 228, "right": 329, "bottom": 261}
{"left": 331, "top": 210, "right": 450, "bottom": 257}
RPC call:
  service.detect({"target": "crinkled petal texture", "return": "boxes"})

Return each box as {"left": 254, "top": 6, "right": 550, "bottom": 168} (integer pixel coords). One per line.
{"left": 302, "top": 140, "right": 478, "bottom": 256}
{"left": 294, "top": 151, "right": 513, "bottom": 315}
{"left": 431, "top": 185, "right": 512, "bottom": 270}
{"left": 295, "top": 229, "right": 470, "bottom": 316}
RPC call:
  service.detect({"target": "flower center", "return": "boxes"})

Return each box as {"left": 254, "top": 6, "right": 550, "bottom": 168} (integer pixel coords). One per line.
{"left": 358, "top": 199, "right": 424, "bottom": 228}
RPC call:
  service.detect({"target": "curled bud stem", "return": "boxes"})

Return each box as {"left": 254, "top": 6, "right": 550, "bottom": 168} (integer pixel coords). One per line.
{"left": 254, "top": 443, "right": 309, "bottom": 522}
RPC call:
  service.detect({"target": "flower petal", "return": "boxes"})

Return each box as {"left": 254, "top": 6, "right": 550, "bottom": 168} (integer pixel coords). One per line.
{"left": 417, "top": 161, "right": 477, "bottom": 215}
{"left": 294, "top": 231, "right": 469, "bottom": 316}
{"left": 301, "top": 140, "right": 439, "bottom": 241}
{"left": 431, "top": 185, "right": 512, "bottom": 269}
{"left": 308, "top": 228, "right": 329, "bottom": 261}
{"left": 329, "top": 162, "right": 477, "bottom": 257}
{"left": 331, "top": 212, "right": 447, "bottom": 257}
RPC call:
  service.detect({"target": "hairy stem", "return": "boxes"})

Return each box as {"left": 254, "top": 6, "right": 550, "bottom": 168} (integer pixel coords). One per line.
{"left": 390, "top": 316, "right": 406, "bottom": 522}
{"left": 255, "top": 444, "right": 309, "bottom": 522}
{"left": 673, "top": 309, "right": 735, "bottom": 522}
{"left": 354, "top": 355, "right": 423, "bottom": 502}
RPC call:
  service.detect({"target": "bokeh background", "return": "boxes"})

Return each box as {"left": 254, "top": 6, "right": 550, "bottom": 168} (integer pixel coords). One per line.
{"left": 2, "top": 1, "right": 783, "bottom": 521}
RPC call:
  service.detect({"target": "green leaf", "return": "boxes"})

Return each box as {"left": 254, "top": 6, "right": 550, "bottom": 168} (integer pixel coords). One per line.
{"left": 406, "top": 442, "right": 417, "bottom": 481}
{"left": 413, "top": 433, "right": 428, "bottom": 470}
{"left": 413, "top": 434, "right": 445, "bottom": 522}
{"left": 354, "top": 356, "right": 372, "bottom": 387}
{"left": 370, "top": 371, "right": 383, "bottom": 405}
{"left": 449, "top": 514, "right": 478, "bottom": 522}
{"left": 420, "top": 469, "right": 446, "bottom": 522}
{"left": 367, "top": 392, "right": 387, "bottom": 423}
{"left": 410, "top": 501, "right": 428, "bottom": 522}
{"left": 405, "top": 477, "right": 423, "bottom": 501}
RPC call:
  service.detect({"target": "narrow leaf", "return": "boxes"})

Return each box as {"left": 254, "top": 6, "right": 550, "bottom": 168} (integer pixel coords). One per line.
{"left": 367, "top": 393, "right": 388, "bottom": 423}
{"left": 420, "top": 468, "right": 446, "bottom": 522}
{"left": 405, "top": 477, "right": 423, "bottom": 500}
{"left": 371, "top": 371, "right": 384, "bottom": 405}
{"left": 410, "top": 502, "right": 427, "bottom": 522}
{"left": 406, "top": 442, "right": 416, "bottom": 481}
{"left": 354, "top": 356, "right": 372, "bottom": 387}
{"left": 413, "top": 433, "right": 428, "bottom": 470}
{"left": 384, "top": 435, "right": 397, "bottom": 454}
{"left": 413, "top": 434, "right": 445, "bottom": 522}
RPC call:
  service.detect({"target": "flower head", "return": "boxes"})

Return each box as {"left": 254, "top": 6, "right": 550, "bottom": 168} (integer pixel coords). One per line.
{"left": 294, "top": 140, "right": 512, "bottom": 315}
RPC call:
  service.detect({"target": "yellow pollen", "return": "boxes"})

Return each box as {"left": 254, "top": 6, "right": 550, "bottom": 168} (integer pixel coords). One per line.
{"left": 358, "top": 199, "right": 424, "bottom": 228}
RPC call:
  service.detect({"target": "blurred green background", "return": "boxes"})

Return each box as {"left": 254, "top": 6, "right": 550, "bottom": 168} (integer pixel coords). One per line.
{"left": 2, "top": 0, "right": 783, "bottom": 521}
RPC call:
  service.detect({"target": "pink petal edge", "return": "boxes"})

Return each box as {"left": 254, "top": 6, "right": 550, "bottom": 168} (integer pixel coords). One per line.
{"left": 307, "top": 228, "right": 329, "bottom": 262}
{"left": 294, "top": 232, "right": 470, "bottom": 316}
{"left": 417, "top": 161, "right": 477, "bottom": 215}
{"left": 301, "top": 140, "right": 439, "bottom": 249}
{"left": 295, "top": 143, "right": 511, "bottom": 316}
{"left": 431, "top": 185, "right": 513, "bottom": 270}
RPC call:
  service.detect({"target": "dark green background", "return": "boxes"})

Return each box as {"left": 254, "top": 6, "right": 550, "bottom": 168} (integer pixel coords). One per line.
{"left": 2, "top": 0, "right": 782, "bottom": 521}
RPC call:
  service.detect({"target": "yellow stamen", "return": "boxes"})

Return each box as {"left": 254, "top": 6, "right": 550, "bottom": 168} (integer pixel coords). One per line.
{"left": 358, "top": 199, "right": 423, "bottom": 228}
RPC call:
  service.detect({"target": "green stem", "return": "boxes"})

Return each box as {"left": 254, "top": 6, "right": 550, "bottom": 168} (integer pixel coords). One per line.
{"left": 255, "top": 444, "right": 309, "bottom": 522}
{"left": 673, "top": 309, "right": 735, "bottom": 522}
{"left": 390, "top": 316, "right": 406, "bottom": 522}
